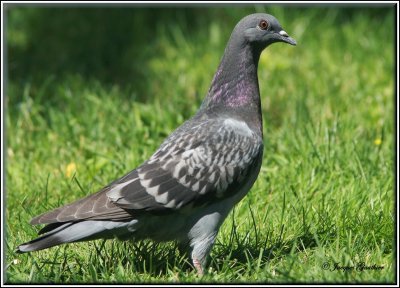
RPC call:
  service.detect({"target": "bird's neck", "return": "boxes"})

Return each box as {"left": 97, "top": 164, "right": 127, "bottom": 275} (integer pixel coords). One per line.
{"left": 201, "top": 43, "right": 263, "bottom": 135}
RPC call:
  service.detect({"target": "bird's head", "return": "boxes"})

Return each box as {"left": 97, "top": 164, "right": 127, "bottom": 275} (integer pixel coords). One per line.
{"left": 234, "top": 13, "right": 297, "bottom": 51}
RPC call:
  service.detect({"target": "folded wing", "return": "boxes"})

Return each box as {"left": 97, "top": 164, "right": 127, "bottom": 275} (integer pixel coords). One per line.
{"left": 30, "top": 117, "right": 263, "bottom": 226}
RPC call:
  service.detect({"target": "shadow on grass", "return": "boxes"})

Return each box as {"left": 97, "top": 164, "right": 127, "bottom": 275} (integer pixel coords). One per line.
{"left": 211, "top": 231, "right": 318, "bottom": 278}
{"left": 85, "top": 230, "right": 319, "bottom": 281}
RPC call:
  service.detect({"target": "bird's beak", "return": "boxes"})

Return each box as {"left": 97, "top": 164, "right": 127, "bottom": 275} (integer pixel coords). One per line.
{"left": 278, "top": 30, "right": 297, "bottom": 46}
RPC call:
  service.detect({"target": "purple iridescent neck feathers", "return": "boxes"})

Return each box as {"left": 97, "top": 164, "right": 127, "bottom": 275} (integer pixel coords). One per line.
{"left": 200, "top": 24, "right": 264, "bottom": 136}
{"left": 207, "top": 45, "right": 261, "bottom": 108}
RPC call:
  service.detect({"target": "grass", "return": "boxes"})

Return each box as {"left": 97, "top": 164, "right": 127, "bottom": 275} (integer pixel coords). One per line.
{"left": 4, "top": 5, "right": 395, "bottom": 284}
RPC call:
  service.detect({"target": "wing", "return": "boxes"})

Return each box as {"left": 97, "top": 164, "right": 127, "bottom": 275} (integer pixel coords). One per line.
{"left": 29, "top": 185, "right": 134, "bottom": 225}
{"left": 30, "top": 116, "right": 263, "bottom": 225}
{"left": 107, "top": 117, "right": 263, "bottom": 210}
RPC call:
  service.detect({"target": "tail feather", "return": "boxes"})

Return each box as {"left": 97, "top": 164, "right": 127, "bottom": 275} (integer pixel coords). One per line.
{"left": 16, "top": 221, "right": 122, "bottom": 253}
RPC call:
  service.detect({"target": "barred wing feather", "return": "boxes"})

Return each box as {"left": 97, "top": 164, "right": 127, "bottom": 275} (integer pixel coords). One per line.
{"left": 30, "top": 118, "right": 263, "bottom": 225}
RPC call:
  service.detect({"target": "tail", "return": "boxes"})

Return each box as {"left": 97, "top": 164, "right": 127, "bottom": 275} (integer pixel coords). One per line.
{"left": 16, "top": 221, "right": 125, "bottom": 253}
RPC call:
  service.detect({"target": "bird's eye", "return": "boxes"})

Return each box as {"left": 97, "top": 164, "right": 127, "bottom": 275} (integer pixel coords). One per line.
{"left": 258, "top": 20, "right": 269, "bottom": 30}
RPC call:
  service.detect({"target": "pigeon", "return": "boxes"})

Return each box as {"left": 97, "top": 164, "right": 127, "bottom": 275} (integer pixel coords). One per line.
{"left": 16, "top": 13, "right": 296, "bottom": 275}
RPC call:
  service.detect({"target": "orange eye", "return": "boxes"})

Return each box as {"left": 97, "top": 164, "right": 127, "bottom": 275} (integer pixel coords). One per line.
{"left": 259, "top": 20, "right": 269, "bottom": 30}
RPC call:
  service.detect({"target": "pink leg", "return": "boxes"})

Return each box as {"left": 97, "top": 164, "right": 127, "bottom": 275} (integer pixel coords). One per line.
{"left": 193, "top": 257, "right": 204, "bottom": 276}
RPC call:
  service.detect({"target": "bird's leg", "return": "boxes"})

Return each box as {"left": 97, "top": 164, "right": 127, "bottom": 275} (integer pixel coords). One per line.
{"left": 189, "top": 233, "right": 218, "bottom": 276}
{"left": 192, "top": 257, "right": 204, "bottom": 276}
{"left": 177, "top": 241, "right": 204, "bottom": 275}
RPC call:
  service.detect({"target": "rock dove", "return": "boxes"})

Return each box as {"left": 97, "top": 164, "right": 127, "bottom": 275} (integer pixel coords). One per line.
{"left": 16, "top": 13, "right": 296, "bottom": 275}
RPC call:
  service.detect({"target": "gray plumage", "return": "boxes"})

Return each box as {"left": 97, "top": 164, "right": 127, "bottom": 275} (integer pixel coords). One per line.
{"left": 16, "top": 13, "right": 296, "bottom": 275}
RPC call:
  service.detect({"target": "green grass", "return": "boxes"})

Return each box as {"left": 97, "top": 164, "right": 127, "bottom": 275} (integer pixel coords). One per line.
{"left": 5, "top": 6, "right": 395, "bottom": 284}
